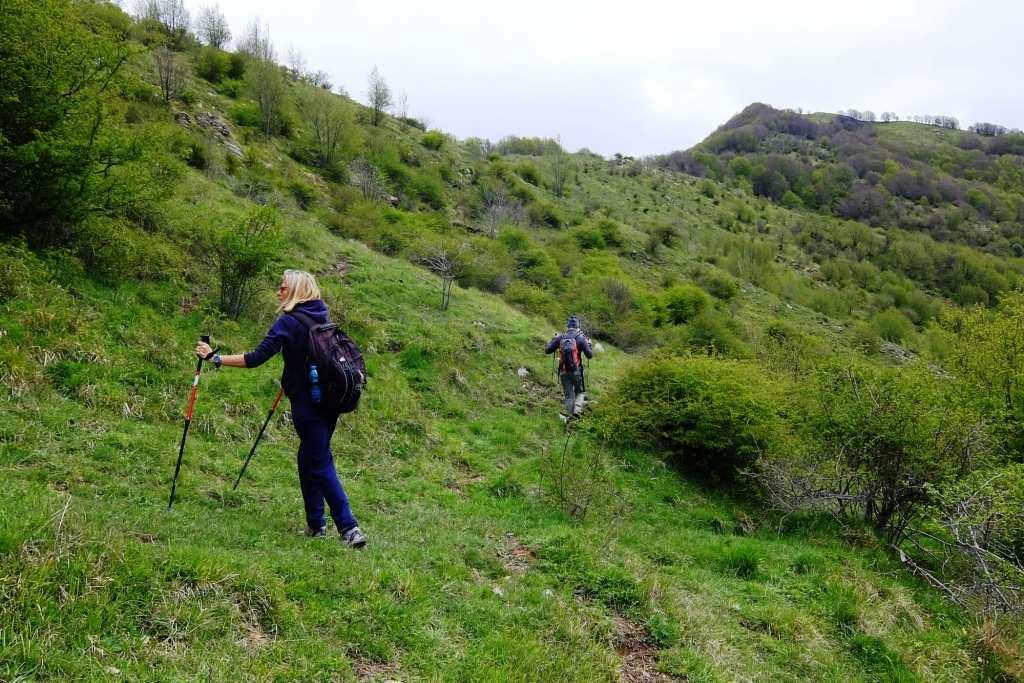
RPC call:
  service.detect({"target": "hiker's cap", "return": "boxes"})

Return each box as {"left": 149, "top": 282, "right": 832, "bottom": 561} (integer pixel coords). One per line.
{"left": 567, "top": 315, "right": 579, "bottom": 329}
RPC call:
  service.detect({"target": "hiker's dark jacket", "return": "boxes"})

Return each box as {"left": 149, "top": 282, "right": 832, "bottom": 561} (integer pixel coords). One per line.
{"left": 244, "top": 299, "right": 329, "bottom": 399}
{"left": 544, "top": 330, "right": 593, "bottom": 372}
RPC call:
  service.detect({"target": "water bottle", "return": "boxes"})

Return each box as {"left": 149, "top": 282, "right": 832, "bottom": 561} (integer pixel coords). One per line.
{"left": 308, "top": 363, "right": 321, "bottom": 404}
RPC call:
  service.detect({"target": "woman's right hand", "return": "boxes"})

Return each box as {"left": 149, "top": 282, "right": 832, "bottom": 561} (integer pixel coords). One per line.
{"left": 195, "top": 341, "right": 212, "bottom": 359}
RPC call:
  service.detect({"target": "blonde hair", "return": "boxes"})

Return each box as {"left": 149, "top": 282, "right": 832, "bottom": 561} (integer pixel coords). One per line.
{"left": 277, "top": 269, "right": 321, "bottom": 312}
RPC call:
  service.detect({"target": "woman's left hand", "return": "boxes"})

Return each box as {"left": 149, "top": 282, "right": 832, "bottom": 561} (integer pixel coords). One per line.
{"left": 195, "top": 341, "right": 212, "bottom": 359}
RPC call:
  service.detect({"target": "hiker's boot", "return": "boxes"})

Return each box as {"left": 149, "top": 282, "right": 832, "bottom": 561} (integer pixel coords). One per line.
{"left": 341, "top": 526, "right": 367, "bottom": 549}
{"left": 303, "top": 525, "right": 327, "bottom": 538}
{"left": 573, "top": 392, "right": 586, "bottom": 415}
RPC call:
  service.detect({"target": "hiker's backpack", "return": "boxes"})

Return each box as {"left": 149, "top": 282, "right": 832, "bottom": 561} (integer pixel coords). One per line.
{"left": 559, "top": 334, "right": 581, "bottom": 373}
{"left": 288, "top": 310, "right": 366, "bottom": 414}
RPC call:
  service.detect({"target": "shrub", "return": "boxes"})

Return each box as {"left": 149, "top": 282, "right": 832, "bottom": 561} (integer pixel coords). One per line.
{"left": 781, "top": 190, "right": 803, "bottom": 209}
{"left": 185, "top": 140, "right": 209, "bottom": 170}
{"left": 596, "top": 354, "right": 780, "bottom": 478}
{"left": 421, "top": 130, "right": 446, "bottom": 150}
{"left": 870, "top": 308, "right": 914, "bottom": 343}
{"left": 595, "top": 218, "right": 623, "bottom": 247}
{"left": 681, "top": 311, "right": 749, "bottom": 357}
{"left": 572, "top": 225, "right": 605, "bottom": 250}
{"left": 196, "top": 46, "right": 231, "bottom": 83}
{"left": 229, "top": 100, "right": 262, "bottom": 128}
{"left": 217, "top": 78, "right": 243, "bottom": 98}
{"left": 287, "top": 179, "right": 316, "bottom": 209}
{"left": 410, "top": 172, "right": 446, "bottom": 209}
{"left": 515, "top": 162, "right": 541, "bottom": 185}
{"left": 503, "top": 282, "right": 558, "bottom": 320}
{"left": 661, "top": 284, "right": 709, "bottom": 324}
{"left": 528, "top": 200, "right": 564, "bottom": 229}
{"left": 228, "top": 52, "right": 247, "bottom": 79}
{"left": 213, "top": 206, "right": 284, "bottom": 319}
{"left": 847, "top": 321, "right": 881, "bottom": 354}
{"left": 694, "top": 269, "right": 739, "bottom": 300}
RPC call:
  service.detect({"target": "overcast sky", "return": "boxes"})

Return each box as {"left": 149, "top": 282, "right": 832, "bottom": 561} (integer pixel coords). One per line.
{"left": 183, "top": 0, "right": 1024, "bottom": 157}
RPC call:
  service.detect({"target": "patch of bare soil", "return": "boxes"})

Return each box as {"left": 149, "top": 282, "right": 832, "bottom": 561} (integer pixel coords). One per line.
{"left": 353, "top": 658, "right": 401, "bottom": 682}
{"left": 612, "top": 615, "right": 680, "bottom": 682}
{"left": 498, "top": 532, "right": 537, "bottom": 575}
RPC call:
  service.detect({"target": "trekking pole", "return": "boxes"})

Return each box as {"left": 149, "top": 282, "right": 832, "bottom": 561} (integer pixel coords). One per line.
{"left": 232, "top": 386, "right": 285, "bottom": 490}
{"left": 168, "top": 334, "right": 212, "bottom": 511}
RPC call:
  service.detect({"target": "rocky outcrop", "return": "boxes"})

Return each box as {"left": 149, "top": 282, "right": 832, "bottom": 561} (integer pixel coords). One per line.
{"left": 174, "top": 111, "right": 243, "bottom": 157}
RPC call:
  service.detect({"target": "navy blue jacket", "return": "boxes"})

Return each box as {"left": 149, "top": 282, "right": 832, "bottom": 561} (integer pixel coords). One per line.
{"left": 545, "top": 329, "right": 593, "bottom": 372}
{"left": 244, "top": 299, "right": 330, "bottom": 400}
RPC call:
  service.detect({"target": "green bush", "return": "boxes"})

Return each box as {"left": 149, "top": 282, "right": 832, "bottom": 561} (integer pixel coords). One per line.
{"left": 847, "top": 322, "right": 881, "bottom": 354}
{"left": 595, "top": 218, "right": 623, "bottom": 247}
{"left": 528, "top": 200, "right": 564, "bottom": 229}
{"left": 870, "top": 308, "right": 914, "bottom": 343}
{"left": 185, "top": 140, "right": 209, "bottom": 170}
{"left": 217, "top": 78, "right": 243, "bottom": 98}
{"left": 661, "top": 284, "right": 709, "bottom": 325}
{"left": 503, "top": 282, "right": 558, "bottom": 320}
{"left": 681, "top": 311, "right": 749, "bottom": 357}
{"left": 694, "top": 269, "right": 739, "bottom": 300}
{"left": 597, "top": 354, "right": 780, "bottom": 478}
{"left": 515, "top": 162, "right": 541, "bottom": 185}
{"left": 572, "top": 225, "right": 606, "bottom": 250}
{"left": 197, "top": 46, "right": 231, "bottom": 83}
{"left": 71, "top": 215, "right": 181, "bottom": 284}
{"left": 410, "top": 172, "right": 446, "bottom": 209}
{"left": 421, "top": 130, "right": 446, "bottom": 150}
{"left": 213, "top": 206, "right": 284, "bottom": 319}
{"left": 229, "top": 100, "right": 262, "bottom": 128}
{"left": 287, "top": 179, "right": 316, "bottom": 209}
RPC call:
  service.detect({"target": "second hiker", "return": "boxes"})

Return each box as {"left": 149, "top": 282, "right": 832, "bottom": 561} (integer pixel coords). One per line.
{"left": 544, "top": 315, "right": 593, "bottom": 419}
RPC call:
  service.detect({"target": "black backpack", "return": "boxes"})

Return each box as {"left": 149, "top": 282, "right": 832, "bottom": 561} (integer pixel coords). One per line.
{"left": 288, "top": 310, "right": 366, "bottom": 414}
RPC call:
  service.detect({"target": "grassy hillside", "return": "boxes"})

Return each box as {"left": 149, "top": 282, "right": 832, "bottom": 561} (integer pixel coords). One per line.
{"left": 2, "top": 2, "right": 1023, "bottom": 680}
{"left": 0, "top": 232, "right": 989, "bottom": 681}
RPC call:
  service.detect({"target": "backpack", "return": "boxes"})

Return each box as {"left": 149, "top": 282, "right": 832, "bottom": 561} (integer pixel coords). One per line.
{"left": 559, "top": 334, "right": 581, "bottom": 373}
{"left": 288, "top": 310, "right": 366, "bottom": 414}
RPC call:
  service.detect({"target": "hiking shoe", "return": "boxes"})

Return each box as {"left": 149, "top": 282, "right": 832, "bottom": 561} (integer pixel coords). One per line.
{"left": 341, "top": 526, "right": 367, "bottom": 549}
{"left": 303, "top": 525, "right": 327, "bottom": 538}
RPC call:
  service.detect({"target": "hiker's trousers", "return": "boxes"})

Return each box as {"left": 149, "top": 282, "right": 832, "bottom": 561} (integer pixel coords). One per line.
{"left": 292, "top": 398, "right": 358, "bottom": 533}
{"left": 559, "top": 370, "right": 585, "bottom": 416}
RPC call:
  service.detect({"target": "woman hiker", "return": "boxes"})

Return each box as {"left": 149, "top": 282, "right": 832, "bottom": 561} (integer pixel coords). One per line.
{"left": 195, "top": 269, "right": 367, "bottom": 548}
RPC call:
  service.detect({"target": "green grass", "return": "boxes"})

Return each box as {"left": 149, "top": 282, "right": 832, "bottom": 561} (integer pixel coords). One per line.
{"left": 1, "top": 16, "right": 1014, "bottom": 676}
{"left": 0, "top": 225, "right": 984, "bottom": 680}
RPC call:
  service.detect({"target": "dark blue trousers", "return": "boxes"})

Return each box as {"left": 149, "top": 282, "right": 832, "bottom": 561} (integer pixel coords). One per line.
{"left": 291, "top": 398, "right": 358, "bottom": 533}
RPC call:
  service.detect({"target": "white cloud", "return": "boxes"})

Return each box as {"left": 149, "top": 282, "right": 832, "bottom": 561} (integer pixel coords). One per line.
{"left": 185, "top": 0, "right": 1024, "bottom": 155}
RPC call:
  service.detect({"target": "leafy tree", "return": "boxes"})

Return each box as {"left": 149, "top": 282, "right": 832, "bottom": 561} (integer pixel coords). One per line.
{"left": 196, "top": 4, "right": 231, "bottom": 49}
{"left": 944, "top": 293, "right": 1024, "bottom": 454}
{"left": 0, "top": 0, "right": 136, "bottom": 234}
{"left": 240, "top": 22, "right": 285, "bottom": 137}
{"left": 367, "top": 66, "right": 392, "bottom": 126}
{"left": 294, "top": 87, "right": 361, "bottom": 175}
{"left": 752, "top": 166, "right": 788, "bottom": 202}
